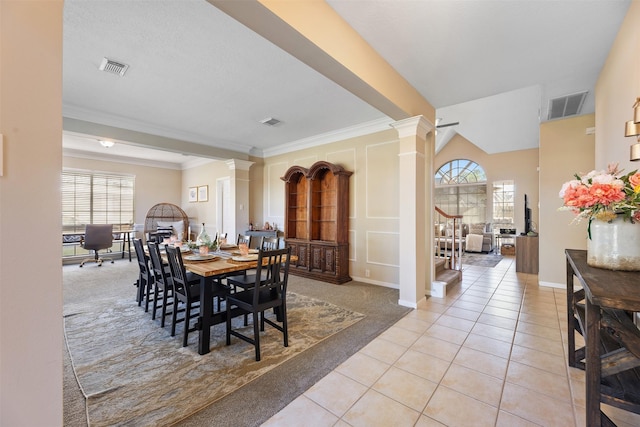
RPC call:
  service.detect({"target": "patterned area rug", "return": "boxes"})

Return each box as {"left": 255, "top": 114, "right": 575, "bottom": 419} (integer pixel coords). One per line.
{"left": 64, "top": 293, "right": 364, "bottom": 426}
{"left": 462, "top": 252, "right": 503, "bottom": 268}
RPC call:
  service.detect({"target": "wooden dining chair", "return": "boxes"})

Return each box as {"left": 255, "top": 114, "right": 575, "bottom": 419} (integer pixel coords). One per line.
{"left": 147, "top": 241, "right": 174, "bottom": 327}
{"left": 165, "top": 245, "right": 203, "bottom": 347}
{"left": 226, "top": 236, "right": 280, "bottom": 291}
{"left": 225, "top": 246, "right": 291, "bottom": 361}
{"left": 133, "top": 238, "right": 154, "bottom": 311}
{"left": 236, "top": 233, "right": 252, "bottom": 248}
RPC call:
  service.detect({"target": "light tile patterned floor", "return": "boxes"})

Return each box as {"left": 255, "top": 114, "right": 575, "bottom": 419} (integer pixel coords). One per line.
{"left": 263, "top": 257, "right": 640, "bottom": 427}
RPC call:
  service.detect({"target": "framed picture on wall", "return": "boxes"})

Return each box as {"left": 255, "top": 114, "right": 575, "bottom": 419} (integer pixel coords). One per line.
{"left": 197, "top": 185, "right": 209, "bottom": 202}
{"left": 188, "top": 187, "right": 198, "bottom": 202}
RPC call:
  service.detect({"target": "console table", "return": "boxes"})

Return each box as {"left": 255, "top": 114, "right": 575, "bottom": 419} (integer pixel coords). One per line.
{"left": 566, "top": 249, "right": 640, "bottom": 426}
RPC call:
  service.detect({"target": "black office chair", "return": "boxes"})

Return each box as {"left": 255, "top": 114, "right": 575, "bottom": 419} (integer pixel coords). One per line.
{"left": 79, "top": 224, "right": 114, "bottom": 267}
{"left": 226, "top": 246, "right": 291, "bottom": 361}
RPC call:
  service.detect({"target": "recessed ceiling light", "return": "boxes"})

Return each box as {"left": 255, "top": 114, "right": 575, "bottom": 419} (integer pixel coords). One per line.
{"left": 260, "top": 117, "right": 281, "bottom": 126}
{"left": 98, "top": 140, "right": 115, "bottom": 148}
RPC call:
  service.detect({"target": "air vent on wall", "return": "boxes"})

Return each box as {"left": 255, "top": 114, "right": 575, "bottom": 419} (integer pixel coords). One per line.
{"left": 547, "top": 91, "right": 588, "bottom": 120}
{"left": 260, "top": 117, "right": 281, "bottom": 126}
{"left": 98, "top": 57, "right": 129, "bottom": 77}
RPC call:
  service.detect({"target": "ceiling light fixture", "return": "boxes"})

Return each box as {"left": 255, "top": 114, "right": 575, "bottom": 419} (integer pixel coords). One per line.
{"left": 99, "top": 140, "right": 115, "bottom": 148}
{"left": 260, "top": 117, "right": 281, "bottom": 126}
{"left": 625, "top": 97, "right": 640, "bottom": 161}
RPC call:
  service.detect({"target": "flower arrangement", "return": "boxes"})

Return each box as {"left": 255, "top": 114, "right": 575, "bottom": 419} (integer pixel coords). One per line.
{"left": 559, "top": 162, "right": 640, "bottom": 224}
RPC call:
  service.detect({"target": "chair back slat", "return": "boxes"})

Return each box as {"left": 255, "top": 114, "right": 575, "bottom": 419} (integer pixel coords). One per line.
{"left": 237, "top": 234, "right": 252, "bottom": 247}
{"left": 133, "top": 239, "right": 149, "bottom": 273}
{"left": 260, "top": 236, "right": 280, "bottom": 250}
{"left": 252, "top": 247, "right": 291, "bottom": 306}
{"left": 165, "top": 245, "right": 192, "bottom": 300}
{"left": 147, "top": 242, "right": 170, "bottom": 287}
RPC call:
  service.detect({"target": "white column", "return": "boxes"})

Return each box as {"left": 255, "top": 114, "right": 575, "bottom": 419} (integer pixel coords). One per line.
{"left": 225, "top": 159, "right": 254, "bottom": 239}
{"left": 391, "top": 116, "right": 435, "bottom": 308}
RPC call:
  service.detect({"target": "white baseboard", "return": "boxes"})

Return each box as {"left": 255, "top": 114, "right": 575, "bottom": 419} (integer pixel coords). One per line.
{"left": 538, "top": 280, "right": 565, "bottom": 289}
{"left": 350, "top": 275, "right": 398, "bottom": 289}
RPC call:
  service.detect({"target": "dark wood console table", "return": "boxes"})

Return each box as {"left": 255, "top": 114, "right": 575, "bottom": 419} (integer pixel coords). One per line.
{"left": 566, "top": 249, "right": 640, "bottom": 426}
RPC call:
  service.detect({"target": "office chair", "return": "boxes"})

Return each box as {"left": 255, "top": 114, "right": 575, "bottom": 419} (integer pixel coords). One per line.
{"left": 79, "top": 224, "right": 114, "bottom": 267}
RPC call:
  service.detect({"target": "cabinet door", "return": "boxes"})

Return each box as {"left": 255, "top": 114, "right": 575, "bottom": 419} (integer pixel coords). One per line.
{"left": 288, "top": 241, "right": 308, "bottom": 269}
{"left": 309, "top": 244, "right": 337, "bottom": 275}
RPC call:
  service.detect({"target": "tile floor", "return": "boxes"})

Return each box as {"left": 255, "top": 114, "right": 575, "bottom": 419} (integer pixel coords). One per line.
{"left": 263, "top": 256, "right": 640, "bottom": 427}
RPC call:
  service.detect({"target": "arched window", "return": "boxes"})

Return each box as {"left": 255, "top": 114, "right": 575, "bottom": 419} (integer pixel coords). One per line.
{"left": 434, "top": 159, "right": 487, "bottom": 224}
{"left": 435, "top": 159, "right": 486, "bottom": 185}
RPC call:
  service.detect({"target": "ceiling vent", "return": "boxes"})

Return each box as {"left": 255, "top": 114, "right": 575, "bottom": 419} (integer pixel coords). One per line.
{"left": 98, "top": 57, "right": 129, "bottom": 77}
{"left": 547, "top": 91, "right": 587, "bottom": 120}
{"left": 260, "top": 117, "right": 281, "bottom": 126}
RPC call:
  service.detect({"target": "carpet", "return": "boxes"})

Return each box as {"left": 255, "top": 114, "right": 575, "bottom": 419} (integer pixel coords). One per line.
{"left": 64, "top": 292, "right": 364, "bottom": 426}
{"left": 462, "top": 252, "right": 503, "bottom": 268}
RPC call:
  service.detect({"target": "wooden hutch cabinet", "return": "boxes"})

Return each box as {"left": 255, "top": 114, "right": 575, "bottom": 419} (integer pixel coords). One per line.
{"left": 281, "top": 161, "right": 352, "bottom": 284}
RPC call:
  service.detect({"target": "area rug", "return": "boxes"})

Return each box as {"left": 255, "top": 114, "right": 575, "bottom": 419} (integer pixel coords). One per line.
{"left": 462, "top": 252, "right": 503, "bottom": 268}
{"left": 64, "top": 293, "right": 364, "bottom": 426}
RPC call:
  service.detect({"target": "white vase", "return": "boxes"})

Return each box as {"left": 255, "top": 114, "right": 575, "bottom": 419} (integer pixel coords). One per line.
{"left": 587, "top": 216, "right": 640, "bottom": 271}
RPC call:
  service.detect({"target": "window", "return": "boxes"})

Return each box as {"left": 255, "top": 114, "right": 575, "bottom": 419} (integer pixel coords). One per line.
{"left": 434, "top": 160, "right": 487, "bottom": 224}
{"left": 62, "top": 169, "right": 135, "bottom": 232}
{"left": 492, "top": 180, "right": 515, "bottom": 229}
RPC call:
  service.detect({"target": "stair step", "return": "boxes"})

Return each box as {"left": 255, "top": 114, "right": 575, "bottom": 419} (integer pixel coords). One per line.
{"left": 432, "top": 268, "right": 462, "bottom": 298}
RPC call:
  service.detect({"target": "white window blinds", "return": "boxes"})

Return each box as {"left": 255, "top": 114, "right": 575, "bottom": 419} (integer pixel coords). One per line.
{"left": 62, "top": 170, "right": 135, "bottom": 232}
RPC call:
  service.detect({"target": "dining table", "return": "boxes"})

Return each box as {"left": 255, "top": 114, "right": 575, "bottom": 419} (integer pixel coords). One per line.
{"left": 180, "top": 245, "right": 295, "bottom": 355}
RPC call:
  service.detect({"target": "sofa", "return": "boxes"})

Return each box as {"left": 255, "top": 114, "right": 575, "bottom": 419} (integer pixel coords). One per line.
{"left": 434, "top": 222, "right": 494, "bottom": 253}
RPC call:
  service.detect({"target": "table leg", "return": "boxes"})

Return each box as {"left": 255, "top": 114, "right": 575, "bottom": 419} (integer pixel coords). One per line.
{"left": 585, "top": 296, "right": 602, "bottom": 427}
{"left": 198, "top": 276, "right": 213, "bottom": 355}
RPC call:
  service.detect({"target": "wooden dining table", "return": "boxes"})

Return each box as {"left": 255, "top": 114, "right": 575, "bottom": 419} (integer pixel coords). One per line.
{"left": 181, "top": 247, "right": 295, "bottom": 355}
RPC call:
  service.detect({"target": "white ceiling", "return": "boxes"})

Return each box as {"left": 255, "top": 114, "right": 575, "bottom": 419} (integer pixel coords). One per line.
{"left": 62, "top": 0, "right": 631, "bottom": 168}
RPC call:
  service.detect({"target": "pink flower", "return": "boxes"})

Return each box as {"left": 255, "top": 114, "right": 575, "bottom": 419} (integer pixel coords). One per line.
{"left": 629, "top": 172, "right": 640, "bottom": 192}
{"left": 559, "top": 162, "right": 640, "bottom": 223}
{"left": 588, "top": 183, "right": 625, "bottom": 206}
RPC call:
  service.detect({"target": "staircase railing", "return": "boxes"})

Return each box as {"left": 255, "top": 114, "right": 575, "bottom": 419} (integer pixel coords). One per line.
{"left": 434, "top": 206, "right": 463, "bottom": 271}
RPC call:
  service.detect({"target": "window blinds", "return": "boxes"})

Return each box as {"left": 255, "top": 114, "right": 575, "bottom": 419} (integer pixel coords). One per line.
{"left": 62, "top": 170, "right": 134, "bottom": 232}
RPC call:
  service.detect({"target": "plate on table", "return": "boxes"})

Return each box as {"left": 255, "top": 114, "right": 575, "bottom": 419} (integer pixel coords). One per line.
{"left": 231, "top": 254, "right": 259, "bottom": 262}
{"left": 232, "top": 249, "right": 259, "bottom": 255}
{"left": 220, "top": 243, "right": 237, "bottom": 250}
{"left": 184, "top": 254, "right": 219, "bottom": 262}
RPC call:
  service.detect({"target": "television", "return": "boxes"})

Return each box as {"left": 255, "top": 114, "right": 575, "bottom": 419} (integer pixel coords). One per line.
{"left": 524, "top": 194, "right": 532, "bottom": 235}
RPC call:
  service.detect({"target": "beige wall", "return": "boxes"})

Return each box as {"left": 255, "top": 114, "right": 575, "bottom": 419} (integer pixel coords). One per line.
{"left": 595, "top": 0, "right": 640, "bottom": 172}
{"left": 434, "top": 134, "right": 540, "bottom": 234}
{"left": 181, "top": 159, "right": 230, "bottom": 237}
{"left": 539, "top": 114, "right": 595, "bottom": 287}
{"left": 256, "top": 128, "right": 402, "bottom": 286}
{"left": 63, "top": 156, "right": 183, "bottom": 234}
{"left": 0, "top": 1, "right": 64, "bottom": 424}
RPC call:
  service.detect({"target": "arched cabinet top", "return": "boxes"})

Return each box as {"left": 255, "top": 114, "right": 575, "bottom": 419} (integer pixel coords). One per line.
{"left": 281, "top": 161, "right": 352, "bottom": 182}
{"left": 281, "top": 165, "right": 309, "bottom": 182}
{"left": 308, "top": 161, "right": 353, "bottom": 179}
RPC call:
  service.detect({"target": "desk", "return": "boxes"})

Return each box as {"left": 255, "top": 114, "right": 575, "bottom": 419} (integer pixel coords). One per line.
{"left": 183, "top": 250, "right": 296, "bottom": 355}
{"left": 63, "top": 228, "right": 133, "bottom": 261}
{"left": 566, "top": 249, "right": 640, "bottom": 426}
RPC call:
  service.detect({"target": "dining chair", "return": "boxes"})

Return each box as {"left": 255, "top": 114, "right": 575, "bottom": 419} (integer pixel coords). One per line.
{"left": 147, "top": 241, "right": 175, "bottom": 327}
{"left": 226, "top": 236, "right": 280, "bottom": 291}
{"left": 165, "top": 245, "right": 203, "bottom": 347}
{"left": 133, "top": 238, "right": 154, "bottom": 310}
{"left": 225, "top": 246, "right": 291, "bottom": 361}
{"left": 236, "top": 233, "right": 252, "bottom": 248}
{"left": 79, "top": 224, "right": 114, "bottom": 267}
